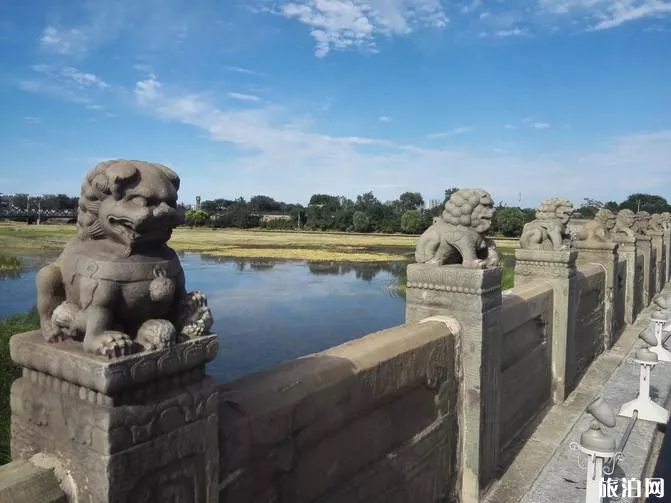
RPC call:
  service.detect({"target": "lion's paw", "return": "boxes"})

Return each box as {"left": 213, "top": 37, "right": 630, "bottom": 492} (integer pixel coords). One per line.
{"left": 177, "top": 291, "right": 214, "bottom": 339}
{"left": 41, "top": 319, "right": 66, "bottom": 343}
{"left": 463, "top": 259, "right": 486, "bottom": 269}
{"left": 137, "top": 319, "right": 176, "bottom": 351}
{"left": 85, "top": 331, "right": 134, "bottom": 359}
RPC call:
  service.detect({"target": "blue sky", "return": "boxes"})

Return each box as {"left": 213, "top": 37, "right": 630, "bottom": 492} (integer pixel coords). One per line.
{"left": 1, "top": 0, "right": 670, "bottom": 208}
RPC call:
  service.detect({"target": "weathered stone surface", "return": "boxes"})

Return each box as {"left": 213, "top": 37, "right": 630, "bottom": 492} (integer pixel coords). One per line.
{"left": 0, "top": 460, "right": 66, "bottom": 503}
{"left": 9, "top": 330, "right": 218, "bottom": 396}
{"left": 575, "top": 241, "right": 619, "bottom": 347}
{"left": 414, "top": 188, "right": 499, "bottom": 268}
{"left": 519, "top": 197, "right": 575, "bottom": 251}
{"left": 613, "top": 209, "right": 636, "bottom": 242}
{"left": 35, "top": 160, "right": 213, "bottom": 358}
{"left": 218, "top": 320, "right": 458, "bottom": 503}
{"left": 635, "top": 210, "right": 652, "bottom": 235}
{"left": 514, "top": 249, "right": 578, "bottom": 402}
{"left": 574, "top": 208, "right": 616, "bottom": 243}
{"left": 498, "top": 282, "right": 553, "bottom": 462}
{"left": 637, "top": 235, "right": 654, "bottom": 306}
{"left": 406, "top": 264, "right": 502, "bottom": 501}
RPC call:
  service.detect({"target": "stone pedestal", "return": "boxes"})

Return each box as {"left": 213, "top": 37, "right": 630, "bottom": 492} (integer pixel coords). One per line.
{"left": 575, "top": 241, "right": 619, "bottom": 348}
{"left": 648, "top": 231, "right": 665, "bottom": 295}
{"left": 637, "top": 235, "right": 653, "bottom": 306}
{"left": 514, "top": 249, "right": 578, "bottom": 402}
{"left": 9, "top": 331, "right": 220, "bottom": 503}
{"left": 664, "top": 229, "right": 671, "bottom": 283}
{"left": 614, "top": 238, "right": 638, "bottom": 325}
{"left": 405, "top": 264, "right": 502, "bottom": 502}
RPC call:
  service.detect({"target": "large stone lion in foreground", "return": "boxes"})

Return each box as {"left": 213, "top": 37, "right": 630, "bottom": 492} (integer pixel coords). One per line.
{"left": 415, "top": 188, "right": 499, "bottom": 268}
{"left": 519, "top": 197, "right": 574, "bottom": 250}
{"left": 36, "top": 160, "right": 213, "bottom": 358}
{"left": 575, "top": 208, "right": 616, "bottom": 243}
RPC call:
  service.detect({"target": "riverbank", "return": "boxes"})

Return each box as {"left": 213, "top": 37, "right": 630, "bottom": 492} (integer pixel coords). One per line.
{"left": 0, "top": 223, "right": 518, "bottom": 262}
{"left": 0, "top": 310, "right": 38, "bottom": 464}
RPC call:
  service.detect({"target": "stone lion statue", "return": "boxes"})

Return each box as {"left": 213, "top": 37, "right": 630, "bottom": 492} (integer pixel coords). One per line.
{"left": 613, "top": 209, "right": 636, "bottom": 240}
{"left": 519, "top": 197, "right": 574, "bottom": 251}
{"left": 648, "top": 213, "right": 665, "bottom": 233}
{"left": 661, "top": 212, "right": 671, "bottom": 231}
{"left": 635, "top": 211, "right": 651, "bottom": 235}
{"left": 36, "top": 160, "right": 214, "bottom": 358}
{"left": 415, "top": 188, "right": 499, "bottom": 268}
{"left": 575, "top": 208, "right": 616, "bottom": 243}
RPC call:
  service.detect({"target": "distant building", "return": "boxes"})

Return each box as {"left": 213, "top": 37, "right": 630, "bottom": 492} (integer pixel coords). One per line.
{"left": 195, "top": 196, "right": 201, "bottom": 211}
{"left": 426, "top": 199, "right": 442, "bottom": 210}
{"left": 260, "top": 214, "right": 292, "bottom": 222}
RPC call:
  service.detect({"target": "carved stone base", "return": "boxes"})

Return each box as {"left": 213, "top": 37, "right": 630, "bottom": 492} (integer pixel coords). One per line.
{"left": 10, "top": 331, "right": 220, "bottom": 503}
{"left": 514, "top": 249, "right": 577, "bottom": 283}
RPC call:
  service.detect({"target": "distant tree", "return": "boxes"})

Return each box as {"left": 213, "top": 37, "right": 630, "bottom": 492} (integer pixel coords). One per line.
{"left": 249, "top": 195, "right": 281, "bottom": 213}
{"left": 200, "top": 198, "right": 235, "bottom": 215}
{"left": 400, "top": 210, "right": 425, "bottom": 234}
{"left": 578, "top": 198, "right": 603, "bottom": 219}
{"left": 444, "top": 187, "right": 459, "bottom": 202}
{"left": 185, "top": 210, "right": 209, "bottom": 227}
{"left": 354, "top": 191, "right": 380, "bottom": 212}
{"left": 619, "top": 193, "right": 671, "bottom": 214}
{"left": 492, "top": 207, "right": 525, "bottom": 237}
{"left": 398, "top": 192, "right": 424, "bottom": 211}
{"left": 604, "top": 201, "right": 619, "bottom": 212}
{"left": 352, "top": 211, "right": 371, "bottom": 232}
{"left": 521, "top": 208, "right": 536, "bottom": 223}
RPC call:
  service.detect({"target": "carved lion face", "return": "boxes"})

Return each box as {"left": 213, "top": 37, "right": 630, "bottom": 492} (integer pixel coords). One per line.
{"left": 471, "top": 196, "right": 495, "bottom": 234}
{"left": 78, "top": 160, "right": 185, "bottom": 248}
{"left": 556, "top": 204, "right": 574, "bottom": 225}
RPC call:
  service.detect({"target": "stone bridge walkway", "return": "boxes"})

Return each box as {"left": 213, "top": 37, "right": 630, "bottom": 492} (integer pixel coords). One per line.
{"left": 486, "top": 284, "right": 671, "bottom": 503}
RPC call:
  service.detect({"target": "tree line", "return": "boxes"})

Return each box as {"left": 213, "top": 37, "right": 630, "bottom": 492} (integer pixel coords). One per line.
{"left": 185, "top": 191, "right": 671, "bottom": 237}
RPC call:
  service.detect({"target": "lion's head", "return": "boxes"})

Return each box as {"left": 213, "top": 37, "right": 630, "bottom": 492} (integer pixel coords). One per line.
{"left": 77, "top": 160, "right": 185, "bottom": 249}
{"left": 442, "top": 188, "right": 495, "bottom": 234}
{"left": 615, "top": 209, "right": 635, "bottom": 229}
{"left": 535, "top": 197, "right": 575, "bottom": 225}
{"left": 595, "top": 208, "right": 616, "bottom": 231}
{"left": 662, "top": 212, "right": 671, "bottom": 225}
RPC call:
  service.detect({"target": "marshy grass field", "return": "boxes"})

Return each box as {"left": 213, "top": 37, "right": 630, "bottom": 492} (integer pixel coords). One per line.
{"left": 0, "top": 222, "right": 517, "bottom": 287}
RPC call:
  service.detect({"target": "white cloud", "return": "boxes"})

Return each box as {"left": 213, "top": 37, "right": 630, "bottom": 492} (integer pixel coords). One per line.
{"left": 19, "top": 65, "right": 112, "bottom": 106}
{"left": 24, "top": 116, "right": 41, "bottom": 124}
{"left": 531, "top": 122, "right": 551, "bottom": 129}
{"left": 276, "top": 0, "right": 448, "bottom": 57}
{"left": 461, "top": 0, "right": 483, "bottom": 14}
{"left": 538, "top": 0, "right": 671, "bottom": 31}
{"left": 127, "top": 75, "right": 671, "bottom": 206}
{"left": 60, "top": 67, "right": 110, "bottom": 89}
{"left": 494, "top": 27, "right": 526, "bottom": 37}
{"left": 40, "top": 26, "right": 88, "bottom": 55}
{"left": 427, "top": 126, "right": 474, "bottom": 139}
{"left": 228, "top": 92, "right": 262, "bottom": 101}
{"left": 378, "top": 115, "right": 392, "bottom": 122}
{"left": 503, "top": 124, "right": 518, "bottom": 129}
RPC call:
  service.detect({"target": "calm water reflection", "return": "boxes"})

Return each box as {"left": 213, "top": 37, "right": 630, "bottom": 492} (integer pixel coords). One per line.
{"left": 0, "top": 253, "right": 408, "bottom": 383}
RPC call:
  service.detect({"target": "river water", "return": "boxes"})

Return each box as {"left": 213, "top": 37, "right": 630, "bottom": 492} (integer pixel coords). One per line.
{"left": 0, "top": 253, "right": 408, "bottom": 384}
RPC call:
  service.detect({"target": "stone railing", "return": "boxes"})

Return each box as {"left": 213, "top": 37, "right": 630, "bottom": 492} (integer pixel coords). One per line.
{"left": 3, "top": 178, "right": 671, "bottom": 503}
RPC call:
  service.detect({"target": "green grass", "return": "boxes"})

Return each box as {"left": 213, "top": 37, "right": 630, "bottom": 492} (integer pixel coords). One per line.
{"left": 0, "top": 255, "right": 22, "bottom": 275}
{"left": 0, "top": 309, "right": 39, "bottom": 465}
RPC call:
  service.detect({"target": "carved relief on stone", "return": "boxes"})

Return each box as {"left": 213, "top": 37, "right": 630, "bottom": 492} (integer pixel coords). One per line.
{"left": 35, "top": 160, "right": 214, "bottom": 358}
{"left": 414, "top": 188, "right": 499, "bottom": 269}
{"left": 519, "top": 197, "right": 575, "bottom": 251}
{"left": 613, "top": 209, "right": 636, "bottom": 241}
{"left": 634, "top": 211, "right": 651, "bottom": 235}
{"left": 574, "top": 208, "right": 616, "bottom": 243}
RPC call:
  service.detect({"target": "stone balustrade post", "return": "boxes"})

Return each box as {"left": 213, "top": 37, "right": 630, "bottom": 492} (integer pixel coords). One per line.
{"left": 405, "top": 264, "right": 502, "bottom": 502}
{"left": 648, "top": 230, "right": 665, "bottom": 294}
{"left": 9, "top": 331, "right": 220, "bottom": 503}
{"left": 636, "top": 235, "right": 653, "bottom": 305}
{"left": 514, "top": 249, "right": 578, "bottom": 402}
{"left": 613, "top": 237, "right": 638, "bottom": 325}
{"left": 665, "top": 226, "right": 671, "bottom": 282}
{"left": 574, "top": 241, "right": 619, "bottom": 349}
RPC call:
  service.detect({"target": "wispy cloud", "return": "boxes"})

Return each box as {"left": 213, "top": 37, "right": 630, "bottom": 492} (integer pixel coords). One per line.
{"left": 19, "top": 65, "right": 112, "bottom": 106}
{"left": 427, "top": 126, "right": 474, "bottom": 139}
{"left": 378, "top": 116, "right": 392, "bottom": 122}
{"left": 23, "top": 116, "right": 41, "bottom": 124}
{"left": 503, "top": 124, "right": 518, "bottom": 130}
{"left": 228, "top": 92, "right": 261, "bottom": 102}
{"left": 274, "top": 0, "right": 448, "bottom": 57}
{"left": 494, "top": 27, "right": 527, "bottom": 37}
{"left": 531, "top": 122, "right": 551, "bottom": 129}
{"left": 225, "top": 66, "right": 265, "bottom": 76}
{"left": 40, "top": 26, "right": 88, "bottom": 55}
